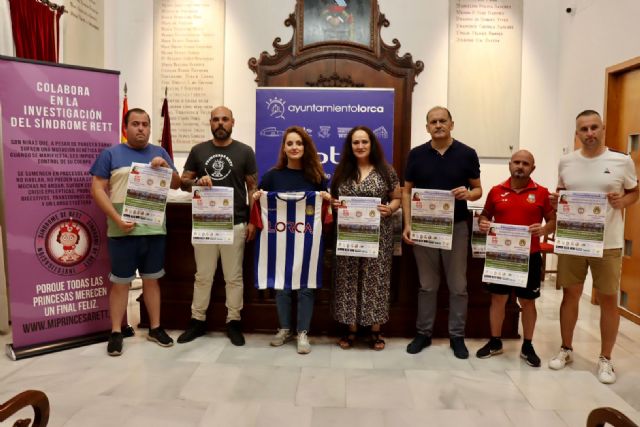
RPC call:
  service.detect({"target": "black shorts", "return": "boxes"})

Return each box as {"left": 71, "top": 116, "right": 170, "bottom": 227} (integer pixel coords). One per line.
{"left": 486, "top": 252, "right": 542, "bottom": 300}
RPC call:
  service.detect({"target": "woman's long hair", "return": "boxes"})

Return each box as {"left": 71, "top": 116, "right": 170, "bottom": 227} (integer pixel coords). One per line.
{"left": 330, "top": 126, "right": 393, "bottom": 196}
{"left": 273, "top": 126, "right": 325, "bottom": 185}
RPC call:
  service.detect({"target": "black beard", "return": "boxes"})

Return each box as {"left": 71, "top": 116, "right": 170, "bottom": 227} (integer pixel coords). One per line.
{"left": 213, "top": 126, "right": 232, "bottom": 141}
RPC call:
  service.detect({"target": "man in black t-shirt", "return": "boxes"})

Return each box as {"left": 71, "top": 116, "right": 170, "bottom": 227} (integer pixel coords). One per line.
{"left": 177, "top": 106, "right": 257, "bottom": 346}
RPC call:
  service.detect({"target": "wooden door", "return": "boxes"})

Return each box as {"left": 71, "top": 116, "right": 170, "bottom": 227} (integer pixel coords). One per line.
{"left": 604, "top": 56, "right": 640, "bottom": 324}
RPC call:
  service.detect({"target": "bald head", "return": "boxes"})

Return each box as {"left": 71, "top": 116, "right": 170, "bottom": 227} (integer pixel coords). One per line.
{"left": 509, "top": 149, "right": 535, "bottom": 181}
{"left": 211, "top": 106, "right": 233, "bottom": 118}
{"left": 511, "top": 150, "right": 534, "bottom": 165}
{"left": 210, "top": 106, "right": 235, "bottom": 143}
{"left": 426, "top": 106, "right": 452, "bottom": 122}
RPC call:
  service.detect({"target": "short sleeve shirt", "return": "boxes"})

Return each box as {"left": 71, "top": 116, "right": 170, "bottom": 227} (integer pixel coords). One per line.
{"left": 405, "top": 139, "right": 480, "bottom": 222}
{"left": 89, "top": 143, "right": 177, "bottom": 237}
{"left": 482, "top": 178, "right": 554, "bottom": 253}
{"left": 184, "top": 139, "right": 257, "bottom": 224}
{"left": 557, "top": 148, "right": 638, "bottom": 249}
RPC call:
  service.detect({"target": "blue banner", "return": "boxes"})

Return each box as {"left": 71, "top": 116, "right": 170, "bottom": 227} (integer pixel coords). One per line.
{"left": 255, "top": 87, "right": 394, "bottom": 181}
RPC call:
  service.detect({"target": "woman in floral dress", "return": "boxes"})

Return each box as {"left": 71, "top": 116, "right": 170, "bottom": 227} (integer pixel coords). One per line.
{"left": 330, "top": 126, "right": 401, "bottom": 350}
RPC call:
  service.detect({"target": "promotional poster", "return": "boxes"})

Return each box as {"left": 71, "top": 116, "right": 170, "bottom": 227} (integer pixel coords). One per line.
{"left": 0, "top": 56, "right": 118, "bottom": 352}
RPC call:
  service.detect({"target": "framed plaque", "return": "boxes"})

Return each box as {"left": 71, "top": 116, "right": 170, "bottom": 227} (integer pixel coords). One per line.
{"left": 152, "top": 0, "right": 225, "bottom": 152}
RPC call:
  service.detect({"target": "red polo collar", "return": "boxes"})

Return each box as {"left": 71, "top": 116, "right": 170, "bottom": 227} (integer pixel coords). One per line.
{"left": 498, "top": 178, "right": 538, "bottom": 192}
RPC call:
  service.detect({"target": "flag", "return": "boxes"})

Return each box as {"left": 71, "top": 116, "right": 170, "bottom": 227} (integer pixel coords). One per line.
{"left": 161, "top": 95, "right": 173, "bottom": 160}
{"left": 120, "top": 92, "right": 128, "bottom": 143}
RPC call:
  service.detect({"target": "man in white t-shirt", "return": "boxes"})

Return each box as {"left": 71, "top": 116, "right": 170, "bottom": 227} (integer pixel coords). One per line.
{"left": 548, "top": 110, "right": 638, "bottom": 384}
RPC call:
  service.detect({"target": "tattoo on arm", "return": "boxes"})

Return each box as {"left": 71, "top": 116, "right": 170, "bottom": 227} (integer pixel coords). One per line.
{"left": 246, "top": 173, "right": 258, "bottom": 191}
{"left": 246, "top": 173, "right": 258, "bottom": 208}
{"left": 180, "top": 170, "right": 197, "bottom": 191}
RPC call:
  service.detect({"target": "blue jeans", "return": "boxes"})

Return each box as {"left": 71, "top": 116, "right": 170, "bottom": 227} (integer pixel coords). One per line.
{"left": 275, "top": 288, "right": 315, "bottom": 332}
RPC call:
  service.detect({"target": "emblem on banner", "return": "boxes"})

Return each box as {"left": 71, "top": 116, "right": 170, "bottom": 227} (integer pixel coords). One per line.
{"left": 337, "top": 127, "right": 351, "bottom": 139}
{"left": 318, "top": 126, "right": 331, "bottom": 139}
{"left": 259, "top": 127, "right": 284, "bottom": 138}
{"left": 35, "top": 209, "right": 101, "bottom": 275}
{"left": 266, "top": 97, "right": 286, "bottom": 119}
{"left": 373, "top": 126, "right": 389, "bottom": 139}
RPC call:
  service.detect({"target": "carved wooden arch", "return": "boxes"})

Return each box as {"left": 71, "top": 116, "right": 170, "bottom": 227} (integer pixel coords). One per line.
{"left": 245, "top": 1, "right": 430, "bottom": 337}
{"left": 248, "top": 1, "right": 424, "bottom": 179}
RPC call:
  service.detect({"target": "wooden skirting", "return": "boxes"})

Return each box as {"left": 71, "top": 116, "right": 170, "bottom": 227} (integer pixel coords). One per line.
{"left": 139, "top": 203, "right": 520, "bottom": 339}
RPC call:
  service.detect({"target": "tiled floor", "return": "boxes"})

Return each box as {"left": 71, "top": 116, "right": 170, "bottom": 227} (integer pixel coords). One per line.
{"left": 1, "top": 278, "right": 640, "bottom": 426}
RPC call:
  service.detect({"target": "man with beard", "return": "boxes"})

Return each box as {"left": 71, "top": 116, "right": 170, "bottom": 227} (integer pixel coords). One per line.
{"left": 475, "top": 150, "right": 555, "bottom": 367}
{"left": 178, "top": 106, "right": 257, "bottom": 346}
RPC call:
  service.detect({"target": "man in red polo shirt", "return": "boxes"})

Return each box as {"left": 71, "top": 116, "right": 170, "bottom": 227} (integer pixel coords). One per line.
{"left": 476, "top": 150, "right": 556, "bottom": 367}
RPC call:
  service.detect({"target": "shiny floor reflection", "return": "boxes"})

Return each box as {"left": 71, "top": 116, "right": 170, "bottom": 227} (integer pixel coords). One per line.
{"left": 1, "top": 278, "right": 639, "bottom": 427}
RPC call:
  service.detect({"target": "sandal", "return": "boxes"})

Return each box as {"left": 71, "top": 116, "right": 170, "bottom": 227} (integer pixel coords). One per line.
{"left": 369, "top": 331, "right": 385, "bottom": 351}
{"left": 338, "top": 333, "right": 356, "bottom": 349}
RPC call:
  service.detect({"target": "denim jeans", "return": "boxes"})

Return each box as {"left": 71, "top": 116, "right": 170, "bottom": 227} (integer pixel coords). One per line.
{"left": 275, "top": 288, "right": 315, "bottom": 332}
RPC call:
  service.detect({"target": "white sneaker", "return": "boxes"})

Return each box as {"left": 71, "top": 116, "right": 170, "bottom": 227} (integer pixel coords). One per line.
{"left": 549, "top": 347, "right": 573, "bottom": 370}
{"left": 597, "top": 356, "right": 616, "bottom": 384}
{"left": 297, "top": 331, "right": 311, "bottom": 354}
{"left": 270, "top": 329, "right": 291, "bottom": 347}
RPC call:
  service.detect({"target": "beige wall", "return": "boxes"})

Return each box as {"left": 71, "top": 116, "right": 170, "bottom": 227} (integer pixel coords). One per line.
{"left": 2, "top": 0, "right": 639, "bottom": 318}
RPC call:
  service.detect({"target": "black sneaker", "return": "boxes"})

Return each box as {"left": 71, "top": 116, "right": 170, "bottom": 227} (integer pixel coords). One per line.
{"left": 107, "top": 332, "right": 123, "bottom": 356}
{"left": 406, "top": 333, "right": 431, "bottom": 354}
{"left": 226, "top": 320, "right": 245, "bottom": 346}
{"left": 521, "top": 345, "right": 541, "bottom": 367}
{"left": 450, "top": 337, "right": 469, "bottom": 359}
{"left": 177, "top": 318, "right": 207, "bottom": 344}
{"left": 148, "top": 327, "right": 174, "bottom": 347}
{"left": 476, "top": 339, "right": 503, "bottom": 359}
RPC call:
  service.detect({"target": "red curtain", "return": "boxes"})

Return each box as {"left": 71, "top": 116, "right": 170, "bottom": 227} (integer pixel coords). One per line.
{"left": 9, "top": 0, "right": 63, "bottom": 62}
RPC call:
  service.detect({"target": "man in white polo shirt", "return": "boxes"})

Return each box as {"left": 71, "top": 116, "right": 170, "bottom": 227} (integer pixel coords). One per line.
{"left": 548, "top": 110, "right": 638, "bottom": 384}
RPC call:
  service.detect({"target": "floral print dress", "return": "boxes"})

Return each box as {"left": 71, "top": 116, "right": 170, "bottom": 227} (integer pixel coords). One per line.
{"left": 332, "top": 167, "right": 399, "bottom": 326}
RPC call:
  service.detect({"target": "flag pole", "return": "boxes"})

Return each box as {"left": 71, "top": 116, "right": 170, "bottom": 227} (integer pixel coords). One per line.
{"left": 120, "top": 83, "right": 128, "bottom": 143}
{"left": 161, "top": 86, "right": 173, "bottom": 160}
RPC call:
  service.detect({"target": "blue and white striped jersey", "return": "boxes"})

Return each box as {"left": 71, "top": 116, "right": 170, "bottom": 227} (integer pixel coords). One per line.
{"left": 251, "top": 191, "right": 331, "bottom": 290}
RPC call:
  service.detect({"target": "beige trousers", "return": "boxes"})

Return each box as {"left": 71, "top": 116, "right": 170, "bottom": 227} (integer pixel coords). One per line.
{"left": 191, "top": 223, "right": 246, "bottom": 322}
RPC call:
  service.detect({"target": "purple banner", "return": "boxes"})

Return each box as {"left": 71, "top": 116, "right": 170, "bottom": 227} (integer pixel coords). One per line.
{"left": 0, "top": 57, "right": 118, "bottom": 349}
{"left": 255, "top": 88, "right": 395, "bottom": 181}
